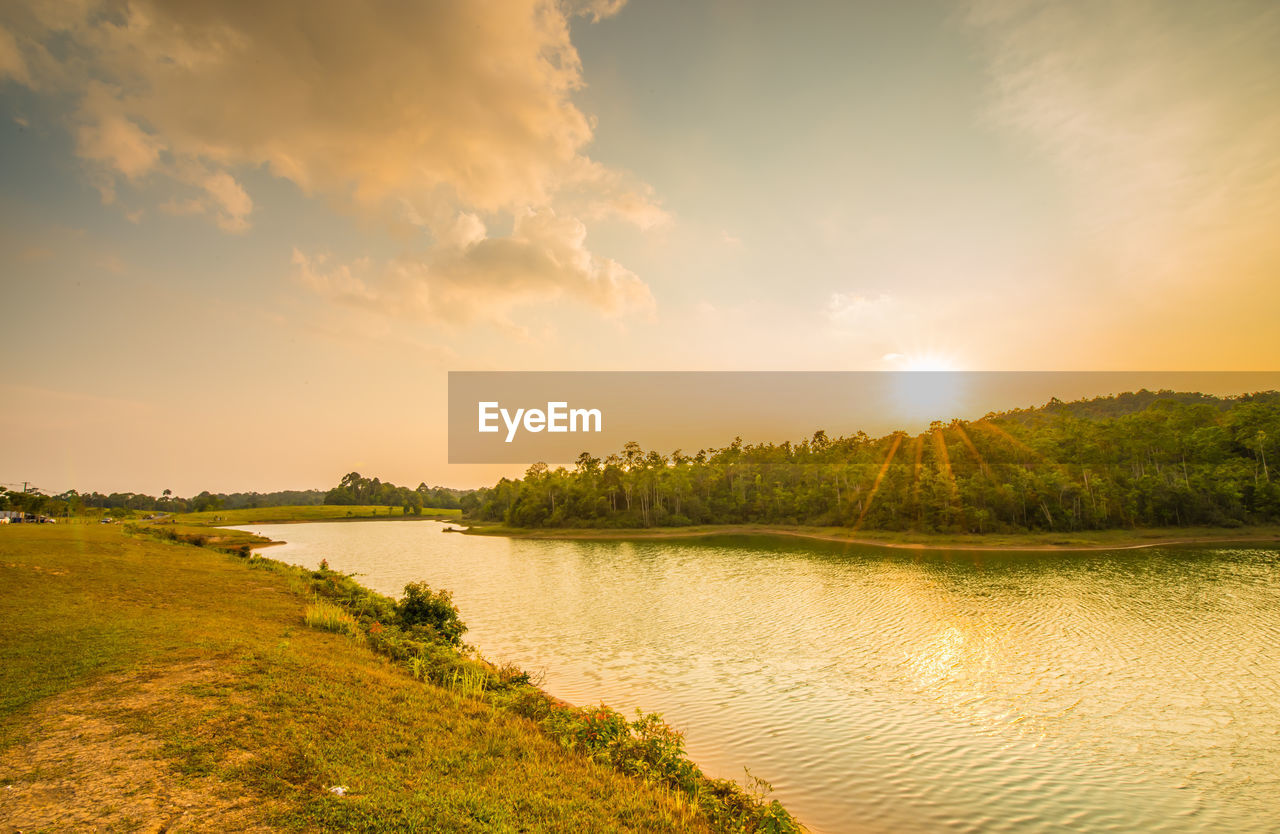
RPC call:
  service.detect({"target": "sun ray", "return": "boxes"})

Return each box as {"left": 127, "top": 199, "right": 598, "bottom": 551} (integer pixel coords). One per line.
{"left": 952, "top": 423, "right": 991, "bottom": 478}
{"left": 853, "top": 433, "right": 904, "bottom": 531}
{"left": 911, "top": 432, "right": 925, "bottom": 498}
{"left": 932, "top": 428, "right": 959, "bottom": 507}
{"left": 970, "top": 420, "right": 1044, "bottom": 463}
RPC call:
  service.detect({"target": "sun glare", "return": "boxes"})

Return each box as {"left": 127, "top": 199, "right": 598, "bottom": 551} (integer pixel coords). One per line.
{"left": 901, "top": 353, "right": 959, "bottom": 372}
{"left": 881, "top": 351, "right": 968, "bottom": 427}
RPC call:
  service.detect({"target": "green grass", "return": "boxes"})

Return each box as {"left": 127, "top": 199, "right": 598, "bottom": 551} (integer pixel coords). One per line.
{"left": 0, "top": 525, "right": 716, "bottom": 832}
{"left": 166, "top": 504, "right": 461, "bottom": 526}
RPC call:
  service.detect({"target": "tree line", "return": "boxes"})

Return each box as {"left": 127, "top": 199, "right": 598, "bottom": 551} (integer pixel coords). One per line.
{"left": 1, "top": 476, "right": 469, "bottom": 519}
{"left": 0, "top": 486, "right": 332, "bottom": 517}
{"left": 461, "top": 390, "right": 1280, "bottom": 533}
{"left": 323, "top": 472, "right": 466, "bottom": 513}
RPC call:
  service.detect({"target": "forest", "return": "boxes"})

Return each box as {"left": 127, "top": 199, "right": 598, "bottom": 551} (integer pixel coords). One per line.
{"left": 461, "top": 390, "right": 1280, "bottom": 533}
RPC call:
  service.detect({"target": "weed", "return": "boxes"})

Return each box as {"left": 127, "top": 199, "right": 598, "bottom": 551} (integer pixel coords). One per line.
{"left": 447, "top": 666, "right": 489, "bottom": 698}
{"left": 303, "top": 598, "right": 359, "bottom": 638}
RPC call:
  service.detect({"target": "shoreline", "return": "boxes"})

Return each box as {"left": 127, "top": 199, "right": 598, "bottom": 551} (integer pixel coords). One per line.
{"left": 215, "top": 514, "right": 457, "bottom": 549}
{"left": 195, "top": 513, "right": 457, "bottom": 527}
{"left": 459, "top": 523, "right": 1280, "bottom": 552}
{"left": 223, "top": 513, "right": 459, "bottom": 526}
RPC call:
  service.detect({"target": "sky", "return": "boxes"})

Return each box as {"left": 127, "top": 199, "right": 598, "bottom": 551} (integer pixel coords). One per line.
{"left": 2, "top": 0, "right": 1279, "bottom": 496}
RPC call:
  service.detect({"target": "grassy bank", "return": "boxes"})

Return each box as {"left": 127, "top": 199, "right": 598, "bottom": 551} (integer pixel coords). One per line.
{"left": 127, "top": 504, "right": 464, "bottom": 551}
{"left": 0, "top": 524, "right": 796, "bottom": 832}
{"left": 460, "top": 521, "right": 1280, "bottom": 551}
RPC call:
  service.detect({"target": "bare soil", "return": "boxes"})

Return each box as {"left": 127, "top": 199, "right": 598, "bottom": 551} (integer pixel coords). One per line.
{"left": 0, "top": 661, "right": 276, "bottom": 834}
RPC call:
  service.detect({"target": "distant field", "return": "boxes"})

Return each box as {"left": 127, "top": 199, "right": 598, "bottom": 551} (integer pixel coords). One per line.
{"left": 164, "top": 504, "right": 461, "bottom": 527}
{"left": 0, "top": 524, "right": 708, "bottom": 832}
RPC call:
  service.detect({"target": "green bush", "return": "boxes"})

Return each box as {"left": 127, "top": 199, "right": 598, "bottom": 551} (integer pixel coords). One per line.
{"left": 394, "top": 581, "right": 466, "bottom": 647}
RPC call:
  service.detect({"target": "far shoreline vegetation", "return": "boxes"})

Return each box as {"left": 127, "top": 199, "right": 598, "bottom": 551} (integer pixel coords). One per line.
{"left": 463, "top": 390, "right": 1280, "bottom": 542}
{"left": 0, "top": 473, "right": 467, "bottom": 522}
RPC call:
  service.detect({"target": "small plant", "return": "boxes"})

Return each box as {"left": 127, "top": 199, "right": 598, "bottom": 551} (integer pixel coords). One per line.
{"left": 447, "top": 666, "right": 489, "bottom": 698}
{"left": 303, "top": 597, "right": 359, "bottom": 637}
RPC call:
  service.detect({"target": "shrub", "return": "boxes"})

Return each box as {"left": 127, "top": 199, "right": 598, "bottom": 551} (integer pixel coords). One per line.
{"left": 394, "top": 582, "right": 466, "bottom": 646}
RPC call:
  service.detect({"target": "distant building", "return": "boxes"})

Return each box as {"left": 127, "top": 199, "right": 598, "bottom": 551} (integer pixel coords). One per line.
{"left": 0, "top": 510, "right": 43, "bottom": 523}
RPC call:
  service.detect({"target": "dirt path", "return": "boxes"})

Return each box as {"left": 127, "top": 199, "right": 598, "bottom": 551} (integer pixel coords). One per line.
{"left": 0, "top": 661, "right": 275, "bottom": 833}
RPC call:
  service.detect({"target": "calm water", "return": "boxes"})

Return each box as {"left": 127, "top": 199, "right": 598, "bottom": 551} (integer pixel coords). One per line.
{"left": 236, "top": 521, "right": 1280, "bottom": 834}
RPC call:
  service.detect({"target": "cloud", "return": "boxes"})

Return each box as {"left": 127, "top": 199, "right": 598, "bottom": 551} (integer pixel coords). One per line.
{"left": 0, "top": 25, "right": 29, "bottom": 84}
{"left": 293, "top": 207, "right": 655, "bottom": 328}
{"left": 2, "top": 0, "right": 659, "bottom": 318}
{"left": 74, "top": 83, "right": 165, "bottom": 181}
{"left": 160, "top": 166, "right": 253, "bottom": 232}
{"left": 965, "top": 0, "right": 1280, "bottom": 287}
{"left": 566, "top": 0, "right": 629, "bottom": 23}
{"left": 824, "top": 292, "right": 896, "bottom": 325}
{"left": 3, "top": 0, "right": 656, "bottom": 215}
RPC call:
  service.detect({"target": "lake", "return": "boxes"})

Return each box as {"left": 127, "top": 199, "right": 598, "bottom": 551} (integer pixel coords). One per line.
{"left": 234, "top": 520, "right": 1280, "bottom": 834}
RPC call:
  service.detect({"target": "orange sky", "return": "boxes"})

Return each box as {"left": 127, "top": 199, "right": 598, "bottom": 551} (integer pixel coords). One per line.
{"left": 1, "top": 0, "right": 1278, "bottom": 495}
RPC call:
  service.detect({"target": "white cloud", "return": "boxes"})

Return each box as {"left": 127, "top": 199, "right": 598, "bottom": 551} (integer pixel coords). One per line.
{"left": 3, "top": 0, "right": 660, "bottom": 320}
{"left": 293, "top": 207, "right": 655, "bottom": 327}
{"left": 824, "top": 292, "right": 896, "bottom": 325}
